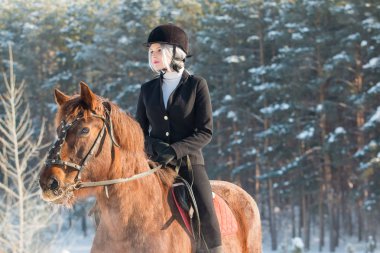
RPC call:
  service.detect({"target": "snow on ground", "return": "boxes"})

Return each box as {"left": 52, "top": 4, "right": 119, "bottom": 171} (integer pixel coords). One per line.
{"left": 53, "top": 226, "right": 380, "bottom": 253}
{"left": 52, "top": 215, "right": 380, "bottom": 253}
{"left": 50, "top": 213, "right": 94, "bottom": 253}
{"left": 261, "top": 221, "right": 380, "bottom": 253}
{"left": 54, "top": 229, "right": 93, "bottom": 253}
{"left": 263, "top": 236, "right": 380, "bottom": 253}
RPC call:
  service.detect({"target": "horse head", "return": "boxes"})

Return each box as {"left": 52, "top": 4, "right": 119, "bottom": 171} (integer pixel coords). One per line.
{"left": 39, "top": 82, "right": 146, "bottom": 206}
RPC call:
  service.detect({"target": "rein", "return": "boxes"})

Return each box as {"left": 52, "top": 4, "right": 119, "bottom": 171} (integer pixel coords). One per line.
{"left": 73, "top": 165, "right": 161, "bottom": 189}
{"left": 45, "top": 104, "right": 160, "bottom": 192}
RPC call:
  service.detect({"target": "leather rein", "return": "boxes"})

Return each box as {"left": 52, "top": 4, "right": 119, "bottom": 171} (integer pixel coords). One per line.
{"left": 45, "top": 103, "right": 160, "bottom": 191}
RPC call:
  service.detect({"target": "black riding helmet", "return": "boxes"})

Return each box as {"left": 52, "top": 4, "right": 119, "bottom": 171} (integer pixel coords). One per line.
{"left": 144, "top": 23, "right": 190, "bottom": 56}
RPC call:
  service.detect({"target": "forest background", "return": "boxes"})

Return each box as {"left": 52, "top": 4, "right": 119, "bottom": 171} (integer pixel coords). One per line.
{"left": 0, "top": 0, "right": 380, "bottom": 252}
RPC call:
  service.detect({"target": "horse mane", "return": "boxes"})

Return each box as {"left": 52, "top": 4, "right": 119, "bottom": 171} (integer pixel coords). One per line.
{"left": 148, "top": 160, "right": 177, "bottom": 187}
{"left": 55, "top": 93, "right": 176, "bottom": 186}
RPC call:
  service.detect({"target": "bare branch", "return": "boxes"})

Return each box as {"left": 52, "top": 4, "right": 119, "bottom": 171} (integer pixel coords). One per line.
{"left": 16, "top": 106, "right": 31, "bottom": 133}
{"left": 0, "top": 162, "right": 18, "bottom": 179}
{"left": 0, "top": 43, "right": 61, "bottom": 253}
{"left": 0, "top": 183, "right": 18, "bottom": 199}
{"left": 2, "top": 72, "right": 11, "bottom": 94}
{"left": 17, "top": 130, "right": 33, "bottom": 146}
{"left": 0, "top": 138, "right": 12, "bottom": 152}
{"left": 0, "top": 123, "right": 14, "bottom": 142}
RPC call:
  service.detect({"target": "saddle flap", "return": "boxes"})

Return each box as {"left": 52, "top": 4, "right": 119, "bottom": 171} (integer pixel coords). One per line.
{"left": 172, "top": 181, "right": 192, "bottom": 213}
{"left": 171, "top": 181, "right": 238, "bottom": 237}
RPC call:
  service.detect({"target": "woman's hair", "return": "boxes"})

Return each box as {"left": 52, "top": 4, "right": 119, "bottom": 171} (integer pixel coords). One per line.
{"left": 148, "top": 44, "right": 187, "bottom": 73}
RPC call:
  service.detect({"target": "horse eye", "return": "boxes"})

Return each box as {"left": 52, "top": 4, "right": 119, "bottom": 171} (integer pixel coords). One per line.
{"left": 80, "top": 127, "right": 90, "bottom": 135}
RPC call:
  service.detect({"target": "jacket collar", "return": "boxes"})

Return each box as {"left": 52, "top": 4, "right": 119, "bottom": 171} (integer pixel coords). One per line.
{"left": 159, "top": 69, "right": 189, "bottom": 85}
{"left": 158, "top": 70, "right": 190, "bottom": 111}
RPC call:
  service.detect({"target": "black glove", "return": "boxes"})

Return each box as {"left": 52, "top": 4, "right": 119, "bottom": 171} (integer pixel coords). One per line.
{"left": 145, "top": 137, "right": 169, "bottom": 158}
{"left": 152, "top": 140, "right": 170, "bottom": 156}
{"left": 155, "top": 146, "right": 176, "bottom": 166}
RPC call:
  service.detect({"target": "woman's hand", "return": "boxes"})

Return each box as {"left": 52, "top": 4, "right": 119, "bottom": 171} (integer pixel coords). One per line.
{"left": 155, "top": 146, "right": 176, "bottom": 166}
{"left": 152, "top": 140, "right": 170, "bottom": 155}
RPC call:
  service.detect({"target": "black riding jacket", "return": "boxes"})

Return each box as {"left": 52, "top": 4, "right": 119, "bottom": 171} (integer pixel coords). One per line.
{"left": 136, "top": 70, "right": 213, "bottom": 165}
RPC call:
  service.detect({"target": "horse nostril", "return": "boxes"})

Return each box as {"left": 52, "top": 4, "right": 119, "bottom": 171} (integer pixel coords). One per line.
{"left": 47, "top": 177, "right": 59, "bottom": 191}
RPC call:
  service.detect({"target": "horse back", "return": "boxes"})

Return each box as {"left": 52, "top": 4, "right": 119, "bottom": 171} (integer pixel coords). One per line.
{"left": 210, "top": 180, "right": 262, "bottom": 253}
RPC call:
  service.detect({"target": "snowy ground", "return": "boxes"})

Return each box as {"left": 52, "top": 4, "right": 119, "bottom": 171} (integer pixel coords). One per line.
{"left": 54, "top": 228, "right": 94, "bottom": 253}
{"left": 54, "top": 226, "right": 379, "bottom": 253}
{"left": 52, "top": 211, "right": 380, "bottom": 253}
{"left": 262, "top": 237, "right": 380, "bottom": 253}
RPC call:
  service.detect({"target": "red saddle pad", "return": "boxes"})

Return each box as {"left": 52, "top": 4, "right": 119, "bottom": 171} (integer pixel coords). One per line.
{"left": 212, "top": 192, "right": 238, "bottom": 236}
{"left": 171, "top": 189, "right": 238, "bottom": 236}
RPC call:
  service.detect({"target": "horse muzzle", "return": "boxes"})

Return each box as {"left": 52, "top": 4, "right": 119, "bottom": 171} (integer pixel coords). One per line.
{"left": 39, "top": 173, "right": 75, "bottom": 206}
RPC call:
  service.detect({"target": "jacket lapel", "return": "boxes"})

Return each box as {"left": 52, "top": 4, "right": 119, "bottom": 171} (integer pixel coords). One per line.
{"left": 166, "top": 71, "right": 190, "bottom": 111}
{"left": 158, "top": 74, "right": 166, "bottom": 112}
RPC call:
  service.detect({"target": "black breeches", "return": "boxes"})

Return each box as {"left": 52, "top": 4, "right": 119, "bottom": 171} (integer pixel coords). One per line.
{"left": 178, "top": 164, "right": 222, "bottom": 248}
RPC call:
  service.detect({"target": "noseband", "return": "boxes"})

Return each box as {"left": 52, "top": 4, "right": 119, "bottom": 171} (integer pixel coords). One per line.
{"left": 45, "top": 103, "right": 160, "bottom": 191}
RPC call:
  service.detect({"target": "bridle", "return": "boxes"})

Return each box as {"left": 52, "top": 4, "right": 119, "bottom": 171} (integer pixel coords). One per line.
{"left": 45, "top": 103, "right": 160, "bottom": 192}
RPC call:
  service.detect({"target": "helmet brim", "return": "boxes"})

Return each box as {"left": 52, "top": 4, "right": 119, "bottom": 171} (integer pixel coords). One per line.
{"left": 143, "top": 42, "right": 191, "bottom": 58}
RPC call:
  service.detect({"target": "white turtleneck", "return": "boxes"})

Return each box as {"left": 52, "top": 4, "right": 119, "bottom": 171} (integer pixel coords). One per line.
{"left": 162, "top": 68, "right": 184, "bottom": 109}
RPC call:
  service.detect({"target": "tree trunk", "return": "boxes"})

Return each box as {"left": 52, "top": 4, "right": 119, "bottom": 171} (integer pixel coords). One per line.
{"left": 348, "top": 206, "right": 353, "bottom": 237}
{"left": 292, "top": 198, "right": 296, "bottom": 238}
{"left": 353, "top": 41, "right": 365, "bottom": 244}
{"left": 357, "top": 201, "right": 363, "bottom": 242}
{"left": 335, "top": 203, "right": 340, "bottom": 250}
{"left": 216, "top": 119, "right": 223, "bottom": 180}
{"left": 336, "top": 193, "right": 341, "bottom": 249}
{"left": 354, "top": 43, "right": 364, "bottom": 149}
{"left": 303, "top": 193, "right": 310, "bottom": 250}
{"left": 329, "top": 202, "right": 335, "bottom": 252}
{"left": 318, "top": 181, "right": 325, "bottom": 251}
{"left": 299, "top": 191, "right": 303, "bottom": 238}
{"left": 255, "top": 155, "right": 260, "bottom": 198}
{"left": 319, "top": 76, "right": 333, "bottom": 253}
{"left": 267, "top": 178, "right": 277, "bottom": 250}
{"left": 232, "top": 121, "right": 241, "bottom": 185}
{"left": 256, "top": 4, "right": 266, "bottom": 223}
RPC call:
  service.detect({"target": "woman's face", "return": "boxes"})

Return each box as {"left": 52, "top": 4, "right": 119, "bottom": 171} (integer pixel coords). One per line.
{"left": 149, "top": 43, "right": 165, "bottom": 71}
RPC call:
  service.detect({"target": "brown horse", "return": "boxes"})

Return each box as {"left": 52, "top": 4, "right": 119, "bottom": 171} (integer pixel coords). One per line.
{"left": 39, "top": 82, "right": 262, "bottom": 253}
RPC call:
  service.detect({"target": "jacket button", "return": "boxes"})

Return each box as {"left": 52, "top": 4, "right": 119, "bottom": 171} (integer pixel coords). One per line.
{"left": 165, "top": 132, "right": 169, "bottom": 136}
{"left": 164, "top": 116, "right": 168, "bottom": 120}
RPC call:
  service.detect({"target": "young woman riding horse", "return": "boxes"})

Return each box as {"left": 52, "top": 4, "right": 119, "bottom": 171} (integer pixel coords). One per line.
{"left": 136, "top": 23, "right": 222, "bottom": 253}
{"left": 39, "top": 82, "right": 261, "bottom": 253}
{"left": 39, "top": 24, "right": 262, "bottom": 253}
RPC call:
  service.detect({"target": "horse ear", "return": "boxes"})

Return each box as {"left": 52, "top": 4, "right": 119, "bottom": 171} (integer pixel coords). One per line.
{"left": 80, "top": 81, "right": 97, "bottom": 110}
{"left": 54, "top": 89, "right": 70, "bottom": 106}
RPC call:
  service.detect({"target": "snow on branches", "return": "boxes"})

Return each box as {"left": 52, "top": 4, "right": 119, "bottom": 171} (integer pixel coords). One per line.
{"left": 0, "top": 44, "right": 60, "bottom": 253}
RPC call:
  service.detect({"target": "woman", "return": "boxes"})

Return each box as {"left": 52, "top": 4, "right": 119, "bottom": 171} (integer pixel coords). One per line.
{"left": 136, "top": 24, "right": 223, "bottom": 253}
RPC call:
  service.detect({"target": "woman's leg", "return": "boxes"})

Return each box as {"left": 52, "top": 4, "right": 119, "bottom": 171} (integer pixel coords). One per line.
{"left": 179, "top": 164, "right": 222, "bottom": 249}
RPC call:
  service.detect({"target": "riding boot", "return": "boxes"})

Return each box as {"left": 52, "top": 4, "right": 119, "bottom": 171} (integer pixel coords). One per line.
{"left": 179, "top": 164, "right": 222, "bottom": 250}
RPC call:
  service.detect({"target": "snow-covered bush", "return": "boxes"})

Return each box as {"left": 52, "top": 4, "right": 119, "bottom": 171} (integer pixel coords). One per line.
{"left": 366, "top": 235, "right": 376, "bottom": 253}
{"left": 290, "top": 237, "right": 304, "bottom": 253}
{"left": 346, "top": 243, "right": 354, "bottom": 253}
